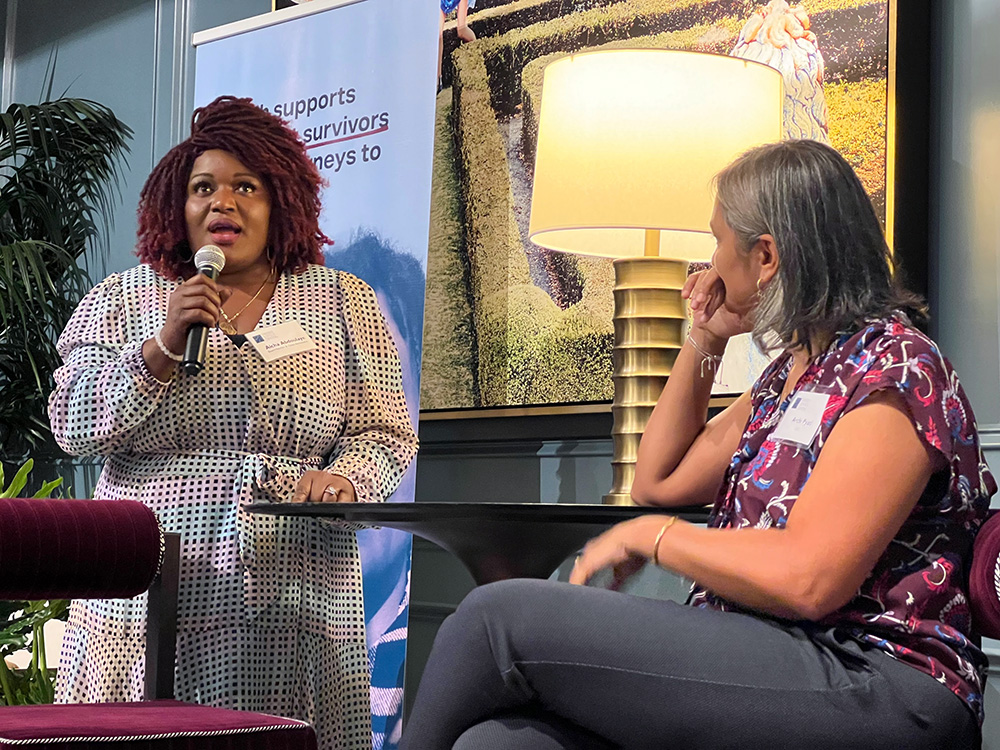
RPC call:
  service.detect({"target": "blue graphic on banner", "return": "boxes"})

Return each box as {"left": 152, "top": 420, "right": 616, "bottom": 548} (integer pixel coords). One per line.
{"left": 194, "top": 2, "right": 438, "bottom": 747}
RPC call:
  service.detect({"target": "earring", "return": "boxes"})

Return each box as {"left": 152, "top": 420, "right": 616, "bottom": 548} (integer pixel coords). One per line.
{"left": 756, "top": 278, "right": 763, "bottom": 293}
{"left": 266, "top": 246, "right": 275, "bottom": 267}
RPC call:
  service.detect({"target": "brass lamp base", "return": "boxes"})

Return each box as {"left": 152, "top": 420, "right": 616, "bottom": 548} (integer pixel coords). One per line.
{"left": 602, "top": 257, "right": 687, "bottom": 505}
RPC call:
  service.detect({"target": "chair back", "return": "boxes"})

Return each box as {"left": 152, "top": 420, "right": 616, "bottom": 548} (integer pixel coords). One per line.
{"left": 0, "top": 497, "right": 162, "bottom": 600}
{"left": 0, "top": 498, "right": 318, "bottom": 749}
{"left": 969, "top": 508, "right": 1000, "bottom": 640}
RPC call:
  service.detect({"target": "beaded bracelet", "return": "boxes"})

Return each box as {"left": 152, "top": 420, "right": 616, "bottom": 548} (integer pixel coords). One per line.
{"left": 688, "top": 333, "right": 725, "bottom": 382}
{"left": 153, "top": 329, "right": 183, "bottom": 363}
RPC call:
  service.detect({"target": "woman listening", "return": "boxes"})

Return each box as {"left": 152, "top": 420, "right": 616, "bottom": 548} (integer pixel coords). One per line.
{"left": 400, "top": 139, "right": 993, "bottom": 750}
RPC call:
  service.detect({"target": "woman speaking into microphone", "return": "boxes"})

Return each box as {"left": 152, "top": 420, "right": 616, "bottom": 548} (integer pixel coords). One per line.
{"left": 48, "top": 95, "right": 417, "bottom": 750}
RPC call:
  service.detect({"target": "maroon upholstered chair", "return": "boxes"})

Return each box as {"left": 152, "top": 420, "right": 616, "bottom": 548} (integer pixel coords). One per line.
{"left": 0, "top": 497, "right": 317, "bottom": 750}
{"left": 970, "top": 508, "right": 1000, "bottom": 640}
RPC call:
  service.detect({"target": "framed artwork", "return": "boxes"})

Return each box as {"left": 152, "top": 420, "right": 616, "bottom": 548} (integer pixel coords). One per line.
{"left": 418, "top": 0, "right": 930, "bottom": 417}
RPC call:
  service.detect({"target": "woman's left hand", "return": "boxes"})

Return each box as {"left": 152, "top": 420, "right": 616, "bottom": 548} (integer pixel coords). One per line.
{"left": 291, "top": 470, "right": 357, "bottom": 503}
{"left": 569, "top": 515, "right": 674, "bottom": 590}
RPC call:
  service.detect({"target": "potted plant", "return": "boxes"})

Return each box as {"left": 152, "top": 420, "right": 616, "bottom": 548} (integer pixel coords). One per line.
{"left": 0, "top": 89, "right": 132, "bottom": 464}
{"left": 0, "top": 459, "right": 68, "bottom": 705}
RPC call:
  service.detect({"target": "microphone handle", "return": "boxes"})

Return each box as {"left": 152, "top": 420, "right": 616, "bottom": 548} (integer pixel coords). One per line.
{"left": 182, "top": 325, "right": 209, "bottom": 376}
{"left": 181, "top": 266, "right": 222, "bottom": 376}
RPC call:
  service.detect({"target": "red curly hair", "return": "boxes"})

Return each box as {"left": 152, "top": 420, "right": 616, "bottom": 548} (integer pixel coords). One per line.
{"left": 137, "top": 96, "right": 330, "bottom": 279}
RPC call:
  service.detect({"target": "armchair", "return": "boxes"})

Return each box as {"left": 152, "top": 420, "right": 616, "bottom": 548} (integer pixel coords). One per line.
{"left": 0, "top": 497, "right": 317, "bottom": 750}
{"left": 970, "top": 508, "right": 1000, "bottom": 640}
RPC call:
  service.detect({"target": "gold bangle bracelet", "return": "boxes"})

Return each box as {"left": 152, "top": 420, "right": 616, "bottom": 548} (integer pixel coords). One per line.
{"left": 652, "top": 516, "right": 678, "bottom": 567}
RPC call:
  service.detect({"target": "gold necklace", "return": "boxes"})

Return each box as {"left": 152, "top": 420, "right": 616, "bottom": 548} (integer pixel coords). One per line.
{"left": 218, "top": 272, "right": 275, "bottom": 335}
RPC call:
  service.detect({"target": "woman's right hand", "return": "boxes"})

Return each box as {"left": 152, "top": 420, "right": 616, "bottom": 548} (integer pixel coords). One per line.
{"left": 158, "top": 275, "right": 231, "bottom": 355}
{"left": 682, "top": 267, "right": 753, "bottom": 346}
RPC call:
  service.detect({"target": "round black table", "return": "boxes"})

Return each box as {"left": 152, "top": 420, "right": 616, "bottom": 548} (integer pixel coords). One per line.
{"left": 245, "top": 501, "right": 710, "bottom": 586}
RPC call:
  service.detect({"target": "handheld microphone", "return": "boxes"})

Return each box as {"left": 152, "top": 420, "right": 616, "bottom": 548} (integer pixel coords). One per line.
{"left": 182, "top": 245, "right": 226, "bottom": 376}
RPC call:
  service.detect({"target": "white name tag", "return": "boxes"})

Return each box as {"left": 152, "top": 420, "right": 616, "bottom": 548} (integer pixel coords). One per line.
{"left": 247, "top": 321, "right": 317, "bottom": 362}
{"left": 771, "top": 391, "right": 830, "bottom": 447}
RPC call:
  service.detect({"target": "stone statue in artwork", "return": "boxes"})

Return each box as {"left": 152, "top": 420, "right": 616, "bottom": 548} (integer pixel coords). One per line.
{"left": 730, "top": 0, "right": 830, "bottom": 143}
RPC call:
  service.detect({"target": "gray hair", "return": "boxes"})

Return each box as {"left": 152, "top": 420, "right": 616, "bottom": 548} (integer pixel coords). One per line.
{"left": 714, "top": 140, "right": 925, "bottom": 353}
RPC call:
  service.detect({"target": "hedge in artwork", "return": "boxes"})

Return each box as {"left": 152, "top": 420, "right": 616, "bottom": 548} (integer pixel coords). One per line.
{"left": 452, "top": 44, "right": 612, "bottom": 405}
{"left": 419, "top": 91, "right": 479, "bottom": 410}
{"left": 441, "top": 0, "right": 628, "bottom": 88}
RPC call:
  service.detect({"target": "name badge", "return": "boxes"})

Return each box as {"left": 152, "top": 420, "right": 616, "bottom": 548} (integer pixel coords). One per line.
{"left": 771, "top": 391, "right": 829, "bottom": 447}
{"left": 247, "top": 321, "right": 317, "bottom": 362}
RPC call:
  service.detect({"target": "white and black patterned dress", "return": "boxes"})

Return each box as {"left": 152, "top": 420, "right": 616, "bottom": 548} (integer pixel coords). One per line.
{"left": 48, "top": 263, "right": 418, "bottom": 750}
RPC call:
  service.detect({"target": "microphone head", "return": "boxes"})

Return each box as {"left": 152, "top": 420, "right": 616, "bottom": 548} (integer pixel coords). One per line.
{"left": 193, "top": 245, "right": 226, "bottom": 274}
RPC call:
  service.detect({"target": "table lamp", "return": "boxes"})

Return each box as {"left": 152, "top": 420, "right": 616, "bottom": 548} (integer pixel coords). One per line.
{"left": 528, "top": 49, "right": 783, "bottom": 505}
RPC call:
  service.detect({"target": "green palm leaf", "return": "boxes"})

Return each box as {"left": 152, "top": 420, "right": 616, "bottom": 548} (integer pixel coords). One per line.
{"left": 0, "top": 98, "right": 132, "bottom": 460}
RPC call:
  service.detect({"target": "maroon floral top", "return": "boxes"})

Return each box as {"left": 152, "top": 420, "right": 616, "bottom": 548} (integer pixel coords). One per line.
{"left": 689, "top": 315, "right": 996, "bottom": 724}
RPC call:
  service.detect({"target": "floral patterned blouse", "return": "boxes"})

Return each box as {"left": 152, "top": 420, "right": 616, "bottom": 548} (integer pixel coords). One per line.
{"left": 689, "top": 314, "right": 996, "bottom": 724}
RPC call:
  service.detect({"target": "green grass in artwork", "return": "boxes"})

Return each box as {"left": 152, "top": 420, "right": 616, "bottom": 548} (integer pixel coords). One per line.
{"left": 421, "top": 90, "right": 479, "bottom": 410}
{"left": 825, "top": 78, "right": 887, "bottom": 206}
{"left": 799, "top": 0, "right": 885, "bottom": 12}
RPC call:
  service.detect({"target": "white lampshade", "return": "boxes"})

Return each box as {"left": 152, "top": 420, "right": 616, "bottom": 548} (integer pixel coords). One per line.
{"left": 528, "top": 49, "right": 784, "bottom": 260}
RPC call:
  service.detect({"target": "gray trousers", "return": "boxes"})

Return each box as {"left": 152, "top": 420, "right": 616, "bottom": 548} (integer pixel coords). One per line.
{"left": 400, "top": 579, "right": 980, "bottom": 750}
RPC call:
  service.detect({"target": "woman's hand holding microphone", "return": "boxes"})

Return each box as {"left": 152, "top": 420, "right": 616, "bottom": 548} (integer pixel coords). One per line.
{"left": 144, "top": 275, "right": 232, "bottom": 380}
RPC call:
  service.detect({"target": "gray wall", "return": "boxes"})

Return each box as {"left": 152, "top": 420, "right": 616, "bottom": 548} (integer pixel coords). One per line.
{"left": 0, "top": 0, "right": 269, "bottom": 279}
{"left": 932, "top": 2, "right": 1000, "bottom": 744}
{"left": 4, "top": 0, "right": 1000, "bottom": 742}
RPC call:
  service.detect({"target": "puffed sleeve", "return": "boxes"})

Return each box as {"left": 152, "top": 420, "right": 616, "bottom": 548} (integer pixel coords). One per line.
{"left": 48, "top": 273, "right": 173, "bottom": 456}
{"left": 324, "top": 272, "right": 418, "bottom": 503}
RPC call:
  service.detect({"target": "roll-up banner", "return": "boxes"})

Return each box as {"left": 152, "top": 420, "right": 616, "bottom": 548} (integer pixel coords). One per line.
{"left": 193, "top": 2, "right": 438, "bottom": 747}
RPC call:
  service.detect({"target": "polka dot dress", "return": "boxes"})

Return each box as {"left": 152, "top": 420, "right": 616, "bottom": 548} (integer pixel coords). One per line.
{"left": 48, "top": 264, "right": 418, "bottom": 750}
